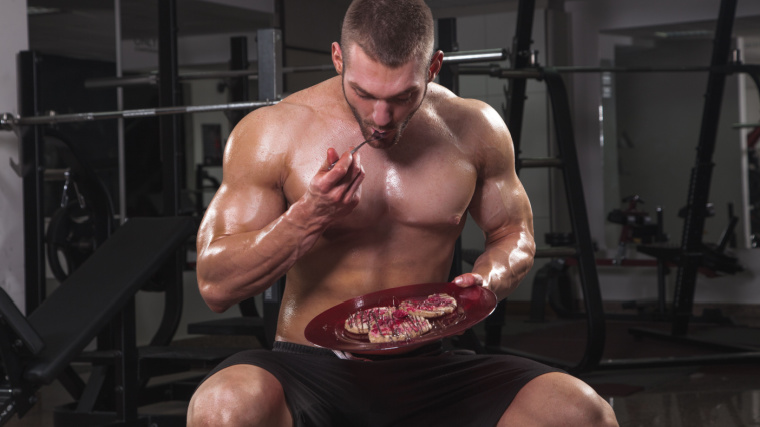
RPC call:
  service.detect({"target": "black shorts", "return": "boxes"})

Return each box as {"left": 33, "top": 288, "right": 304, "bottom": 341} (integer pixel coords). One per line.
{"left": 201, "top": 341, "right": 562, "bottom": 427}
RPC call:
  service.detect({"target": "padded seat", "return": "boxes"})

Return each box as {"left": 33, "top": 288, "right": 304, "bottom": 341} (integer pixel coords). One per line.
{"left": 23, "top": 216, "right": 198, "bottom": 384}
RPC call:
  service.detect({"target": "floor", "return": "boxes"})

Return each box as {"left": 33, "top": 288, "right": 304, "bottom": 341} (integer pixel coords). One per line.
{"left": 6, "top": 315, "right": 760, "bottom": 426}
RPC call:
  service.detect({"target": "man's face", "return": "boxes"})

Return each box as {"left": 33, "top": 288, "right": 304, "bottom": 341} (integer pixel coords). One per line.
{"left": 339, "top": 44, "right": 429, "bottom": 149}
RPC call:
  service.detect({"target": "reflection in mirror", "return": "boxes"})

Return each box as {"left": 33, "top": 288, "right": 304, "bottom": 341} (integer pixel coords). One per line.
{"left": 739, "top": 36, "right": 760, "bottom": 247}
{"left": 602, "top": 36, "right": 746, "bottom": 255}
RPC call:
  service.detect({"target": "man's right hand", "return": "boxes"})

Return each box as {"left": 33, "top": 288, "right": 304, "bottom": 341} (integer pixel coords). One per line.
{"left": 303, "top": 147, "right": 365, "bottom": 223}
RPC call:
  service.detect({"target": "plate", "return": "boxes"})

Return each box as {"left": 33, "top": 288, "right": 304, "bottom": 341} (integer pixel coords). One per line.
{"left": 304, "top": 282, "right": 497, "bottom": 354}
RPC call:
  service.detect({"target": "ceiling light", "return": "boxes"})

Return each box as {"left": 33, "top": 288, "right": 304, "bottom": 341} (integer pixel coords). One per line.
{"left": 27, "top": 6, "right": 64, "bottom": 16}
{"left": 654, "top": 30, "right": 713, "bottom": 39}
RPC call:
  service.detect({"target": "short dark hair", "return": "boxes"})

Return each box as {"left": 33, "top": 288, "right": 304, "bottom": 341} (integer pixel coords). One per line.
{"left": 340, "top": 0, "right": 434, "bottom": 69}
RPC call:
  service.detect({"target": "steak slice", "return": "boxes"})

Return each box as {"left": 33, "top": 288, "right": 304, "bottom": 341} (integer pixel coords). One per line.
{"left": 367, "top": 309, "right": 432, "bottom": 343}
{"left": 344, "top": 306, "right": 393, "bottom": 334}
{"left": 399, "top": 293, "right": 457, "bottom": 318}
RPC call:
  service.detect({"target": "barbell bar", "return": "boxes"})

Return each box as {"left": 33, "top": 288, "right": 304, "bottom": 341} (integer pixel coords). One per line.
{"left": 84, "top": 48, "right": 509, "bottom": 90}
{"left": 0, "top": 100, "right": 278, "bottom": 131}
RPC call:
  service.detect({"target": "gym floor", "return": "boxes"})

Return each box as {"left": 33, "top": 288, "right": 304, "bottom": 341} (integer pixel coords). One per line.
{"left": 6, "top": 313, "right": 760, "bottom": 427}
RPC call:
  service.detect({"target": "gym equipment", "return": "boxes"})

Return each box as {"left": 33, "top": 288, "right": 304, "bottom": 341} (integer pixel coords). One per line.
{"left": 433, "top": 6, "right": 604, "bottom": 371}
{"left": 2, "top": 6, "right": 278, "bottom": 425}
{"left": 460, "top": 0, "right": 760, "bottom": 372}
{"left": 607, "top": 196, "right": 664, "bottom": 249}
{"left": 0, "top": 100, "right": 277, "bottom": 130}
{"left": 42, "top": 132, "right": 116, "bottom": 282}
{"left": 80, "top": 48, "right": 508, "bottom": 90}
{"left": 0, "top": 216, "right": 197, "bottom": 425}
{"left": 0, "top": 53, "right": 511, "bottom": 131}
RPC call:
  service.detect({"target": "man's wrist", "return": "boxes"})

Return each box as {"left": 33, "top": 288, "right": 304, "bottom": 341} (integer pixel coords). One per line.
{"left": 284, "top": 197, "right": 332, "bottom": 232}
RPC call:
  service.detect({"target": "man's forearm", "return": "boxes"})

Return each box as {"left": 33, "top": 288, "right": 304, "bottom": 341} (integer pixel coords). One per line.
{"left": 471, "top": 230, "right": 535, "bottom": 301}
{"left": 196, "top": 199, "right": 326, "bottom": 312}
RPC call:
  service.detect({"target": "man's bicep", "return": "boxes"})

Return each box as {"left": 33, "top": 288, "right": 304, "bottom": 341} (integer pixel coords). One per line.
{"left": 198, "top": 108, "right": 289, "bottom": 249}
{"left": 201, "top": 180, "right": 287, "bottom": 244}
{"left": 469, "top": 172, "right": 534, "bottom": 244}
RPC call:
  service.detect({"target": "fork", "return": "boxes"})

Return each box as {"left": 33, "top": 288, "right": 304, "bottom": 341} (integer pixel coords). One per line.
{"left": 328, "top": 132, "right": 384, "bottom": 170}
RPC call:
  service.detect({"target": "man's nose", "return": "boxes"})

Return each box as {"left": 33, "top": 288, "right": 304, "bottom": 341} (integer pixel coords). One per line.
{"left": 372, "top": 101, "right": 392, "bottom": 127}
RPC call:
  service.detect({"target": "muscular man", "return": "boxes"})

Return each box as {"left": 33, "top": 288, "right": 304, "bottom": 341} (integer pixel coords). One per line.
{"left": 189, "top": 0, "right": 618, "bottom": 426}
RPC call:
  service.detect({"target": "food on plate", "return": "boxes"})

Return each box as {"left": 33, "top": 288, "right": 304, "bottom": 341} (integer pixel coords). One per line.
{"left": 398, "top": 293, "right": 457, "bottom": 318}
{"left": 343, "top": 293, "right": 458, "bottom": 342}
{"left": 344, "top": 306, "right": 393, "bottom": 334}
{"left": 367, "top": 309, "right": 432, "bottom": 343}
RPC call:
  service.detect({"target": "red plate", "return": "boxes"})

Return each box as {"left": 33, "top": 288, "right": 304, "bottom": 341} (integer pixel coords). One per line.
{"left": 304, "top": 282, "right": 497, "bottom": 354}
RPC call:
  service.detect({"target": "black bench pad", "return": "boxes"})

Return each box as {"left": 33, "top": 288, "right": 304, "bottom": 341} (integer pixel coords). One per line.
{"left": 24, "top": 217, "right": 197, "bottom": 384}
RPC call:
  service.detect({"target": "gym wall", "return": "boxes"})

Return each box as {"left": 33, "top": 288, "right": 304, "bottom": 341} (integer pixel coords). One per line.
{"left": 0, "top": 0, "right": 29, "bottom": 312}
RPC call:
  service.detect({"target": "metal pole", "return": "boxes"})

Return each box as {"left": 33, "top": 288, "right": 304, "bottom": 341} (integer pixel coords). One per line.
{"left": 543, "top": 70, "right": 605, "bottom": 372}
{"left": 505, "top": 0, "right": 535, "bottom": 157}
{"left": 17, "top": 51, "right": 45, "bottom": 315}
{"left": 159, "top": 0, "right": 180, "bottom": 218}
{"left": 438, "top": 18, "right": 459, "bottom": 95}
{"left": 442, "top": 49, "right": 506, "bottom": 64}
{"left": 672, "top": 0, "right": 737, "bottom": 336}
{"left": 257, "top": 28, "right": 283, "bottom": 101}
{"left": 152, "top": 0, "right": 183, "bottom": 348}
{"left": 114, "top": 0, "right": 126, "bottom": 225}
{"left": 228, "top": 36, "right": 250, "bottom": 128}
{"left": 81, "top": 48, "right": 508, "bottom": 90}
{"left": 0, "top": 101, "right": 276, "bottom": 129}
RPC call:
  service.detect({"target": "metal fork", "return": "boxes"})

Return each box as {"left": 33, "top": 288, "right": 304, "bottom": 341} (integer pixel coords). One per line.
{"left": 328, "top": 132, "right": 384, "bottom": 170}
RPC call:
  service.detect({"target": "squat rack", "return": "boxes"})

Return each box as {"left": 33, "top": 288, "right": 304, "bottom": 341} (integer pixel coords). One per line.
{"left": 468, "top": 0, "right": 760, "bottom": 372}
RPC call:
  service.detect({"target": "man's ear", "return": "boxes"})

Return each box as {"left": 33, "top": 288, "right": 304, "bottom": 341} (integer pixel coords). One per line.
{"left": 332, "top": 42, "right": 344, "bottom": 75}
{"left": 428, "top": 50, "right": 444, "bottom": 82}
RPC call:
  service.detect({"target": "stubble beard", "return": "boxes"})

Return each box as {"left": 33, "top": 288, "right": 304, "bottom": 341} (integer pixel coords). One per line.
{"left": 342, "top": 77, "right": 427, "bottom": 148}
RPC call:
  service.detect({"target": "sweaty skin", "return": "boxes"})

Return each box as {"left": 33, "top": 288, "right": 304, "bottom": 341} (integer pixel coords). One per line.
{"left": 195, "top": 43, "right": 535, "bottom": 347}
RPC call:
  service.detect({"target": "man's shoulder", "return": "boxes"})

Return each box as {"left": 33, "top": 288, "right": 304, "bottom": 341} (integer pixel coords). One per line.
{"left": 426, "top": 84, "right": 507, "bottom": 141}
{"left": 427, "top": 84, "right": 499, "bottom": 125}
{"left": 423, "top": 84, "right": 513, "bottom": 175}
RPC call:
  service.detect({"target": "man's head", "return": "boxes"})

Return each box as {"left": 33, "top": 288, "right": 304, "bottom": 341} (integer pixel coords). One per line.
{"left": 332, "top": 0, "right": 443, "bottom": 148}
{"left": 340, "top": 0, "right": 435, "bottom": 70}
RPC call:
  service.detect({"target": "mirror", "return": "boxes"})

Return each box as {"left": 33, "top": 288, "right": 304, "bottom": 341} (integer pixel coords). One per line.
{"left": 738, "top": 36, "right": 760, "bottom": 247}
{"left": 602, "top": 34, "right": 753, "bottom": 253}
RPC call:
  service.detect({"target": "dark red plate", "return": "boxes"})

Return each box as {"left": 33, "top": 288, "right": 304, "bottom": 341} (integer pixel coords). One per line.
{"left": 304, "top": 282, "right": 497, "bottom": 354}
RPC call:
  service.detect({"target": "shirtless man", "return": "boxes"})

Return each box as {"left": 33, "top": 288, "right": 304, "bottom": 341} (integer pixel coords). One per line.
{"left": 188, "top": 0, "right": 618, "bottom": 426}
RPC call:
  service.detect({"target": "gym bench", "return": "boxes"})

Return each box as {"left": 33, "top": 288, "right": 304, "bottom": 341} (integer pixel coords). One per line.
{"left": 0, "top": 216, "right": 198, "bottom": 425}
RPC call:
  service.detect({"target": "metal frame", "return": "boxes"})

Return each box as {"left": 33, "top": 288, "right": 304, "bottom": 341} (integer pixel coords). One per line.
{"left": 227, "top": 36, "right": 250, "bottom": 127}
{"left": 150, "top": 0, "right": 184, "bottom": 350}
{"left": 257, "top": 28, "right": 283, "bottom": 101}
{"left": 80, "top": 48, "right": 507, "bottom": 90}
{"left": 463, "top": 0, "right": 760, "bottom": 372}
{"left": 484, "top": 67, "right": 606, "bottom": 372}
{"left": 0, "top": 47, "right": 509, "bottom": 131}
{"left": 0, "top": 101, "right": 276, "bottom": 129}
{"left": 672, "top": 0, "right": 737, "bottom": 336}
{"left": 17, "top": 51, "right": 46, "bottom": 316}
{"left": 488, "top": 0, "right": 535, "bottom": 350}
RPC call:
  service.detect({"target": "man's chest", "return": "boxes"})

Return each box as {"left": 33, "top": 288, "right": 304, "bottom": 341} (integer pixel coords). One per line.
{"left": 284, "top": 148, "right": 478, "bottom": 231}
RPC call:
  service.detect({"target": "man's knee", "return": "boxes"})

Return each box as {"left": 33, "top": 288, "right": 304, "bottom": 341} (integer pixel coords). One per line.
{"left": 502, "top": 372, "right": 618, "bottom": 427}
{"left": 187, "top": 365, "right": 291, "bottom": 427}
{"left": 568, "top": 382, "right": 618, "bottom": 427}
